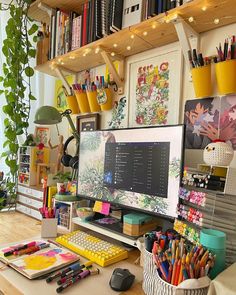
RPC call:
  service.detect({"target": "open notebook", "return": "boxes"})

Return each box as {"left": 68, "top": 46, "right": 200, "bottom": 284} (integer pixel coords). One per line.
{"left": 0, "top": 240, "right": 79, "bottom": 279}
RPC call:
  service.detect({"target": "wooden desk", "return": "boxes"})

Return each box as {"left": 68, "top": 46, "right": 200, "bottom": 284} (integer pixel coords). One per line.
{"left": 0, "top": 237, "right": 144, "bottom": 295}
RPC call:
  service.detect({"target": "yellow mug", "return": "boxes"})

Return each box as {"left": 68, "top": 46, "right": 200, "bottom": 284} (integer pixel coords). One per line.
{"left": 191, "top": 65, "right": 213, "bottom": 98}
{"left": 215, "top": 59, "right": 236, "bottom": 95}
{"left": 75, "top": 91, "right": 90, "bottom": 113}
{"left": 87, "top": 91, "right": 101, "bottom": 112}
{"left": 66, "top": 95, "right": 79, "bottom": 114}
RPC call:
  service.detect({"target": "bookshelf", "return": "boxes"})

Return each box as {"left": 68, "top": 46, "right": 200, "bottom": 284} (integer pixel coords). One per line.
{"left": 29, "top": 0, "right": 236, "bottom": 77}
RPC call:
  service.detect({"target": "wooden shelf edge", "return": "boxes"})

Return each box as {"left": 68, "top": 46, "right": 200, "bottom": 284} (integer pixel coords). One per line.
{"left": 33, "top": 0, "right": 236, "bottom": 77}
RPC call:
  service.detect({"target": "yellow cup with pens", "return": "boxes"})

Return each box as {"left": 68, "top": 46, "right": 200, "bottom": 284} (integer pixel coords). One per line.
{"left": 66, "top": 95, "right": 79, "bottom": 114}
{"left": 97, "top": 88, "right": 113, "bottom": 111}
{"left": 191, "top": 65, "right": 213, "bottom": 98}
{"left": 75, "top": 90, "right": 90, "bottom": 113}
{"left": 87, "top": 91, "right": 101, "bottom": 112}
{"left": 215, "top": 59, "right": 236, "bottom": 95}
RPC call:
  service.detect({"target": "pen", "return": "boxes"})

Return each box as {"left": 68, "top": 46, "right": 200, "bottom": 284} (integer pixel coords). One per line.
{"left": 57, "top": 261, "right": 93, "bottom": 285}
{"left": 14, "top": 243, "right": 49, "bottom": 256}
{"left": 46, "top": 262, "right": 81, "bottom": 283}
{"left": 4, "top": 241, "right": 36, "bottom": 257}
{"left": 56, "top": 268, "right": 100, "bottom": 293}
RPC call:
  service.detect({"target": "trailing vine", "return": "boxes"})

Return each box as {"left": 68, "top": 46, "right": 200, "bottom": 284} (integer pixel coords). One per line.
{"left": 0, "top": 0, "right": 38, "bottom": 209}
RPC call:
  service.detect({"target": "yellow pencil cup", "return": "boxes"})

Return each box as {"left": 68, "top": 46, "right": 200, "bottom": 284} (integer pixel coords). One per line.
{"left": 87, "top": 91, "right": 101, "bottom": 112}
{"left": 191, "top": 65, "right": 213, "bottom": 98}
{"left": 215, "top": 59, "right": 236, "bottom": 95}
{"left": 66, "top": 95, "right": 79, "bottom": 114}
{"left": 75, "top": 91, "right": 90, "bottom": 113}
{"left": 99, "top": 88, "right": 113, "bottom": 111}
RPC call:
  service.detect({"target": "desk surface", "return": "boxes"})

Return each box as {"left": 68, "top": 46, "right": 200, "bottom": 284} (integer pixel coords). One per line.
{"left": 0, "top": 230, "right": 143, "bottom": 295}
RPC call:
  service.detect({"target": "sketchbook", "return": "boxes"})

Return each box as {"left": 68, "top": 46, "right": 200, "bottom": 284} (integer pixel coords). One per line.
{"left": 0, "top": 240, "right": 79, "bottom": 279}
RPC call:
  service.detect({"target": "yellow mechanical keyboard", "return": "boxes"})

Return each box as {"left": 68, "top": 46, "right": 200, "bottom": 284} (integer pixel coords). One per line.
{"left": 56, "top": 230, "right": 128, "bottom": 267}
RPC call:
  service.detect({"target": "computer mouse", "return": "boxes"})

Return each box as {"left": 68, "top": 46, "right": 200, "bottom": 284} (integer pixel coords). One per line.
{"left": 109, "top": 268, "right": 135, "bottom": 291}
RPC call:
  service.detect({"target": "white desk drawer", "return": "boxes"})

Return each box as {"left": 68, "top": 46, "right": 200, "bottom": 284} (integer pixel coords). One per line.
{"left": 17, "top": 185, "right": 43, "bottom": 201}
{"left": 18, "top": 194, "right": 42, "bottom": 209}
{"left": 16, "top": 203, "right": 42, "bottom": 220}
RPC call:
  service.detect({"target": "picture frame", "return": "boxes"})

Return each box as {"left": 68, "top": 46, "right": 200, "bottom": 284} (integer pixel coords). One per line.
{"left": 34, "top": 126, "right": 50, "bottom": 146}
{"left": 76, "top": 113, "right": 100, "bottom": 133}
{"left": 127, "top": 43, "right": 183, "bottom": 127}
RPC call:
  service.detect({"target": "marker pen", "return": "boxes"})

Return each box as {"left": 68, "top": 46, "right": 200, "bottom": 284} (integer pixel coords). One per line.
{"left": 46, "top": 261, "right": 81, "bottom": 283}
{"left": 56, "top": 268, "right": 100, "bottom": 293}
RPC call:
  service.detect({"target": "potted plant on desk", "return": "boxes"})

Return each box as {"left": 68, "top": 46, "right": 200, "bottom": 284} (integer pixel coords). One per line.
{"left": 53, "top": 172, "right": 72, "bottom": 194}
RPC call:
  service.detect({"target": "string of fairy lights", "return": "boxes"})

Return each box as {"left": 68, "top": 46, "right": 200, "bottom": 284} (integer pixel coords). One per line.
{"left": 49, "top": 1, "right": 235, "bottom": 70}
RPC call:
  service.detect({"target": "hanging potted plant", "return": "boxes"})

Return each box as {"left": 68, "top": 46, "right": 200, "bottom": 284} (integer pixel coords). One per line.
{"left": 0, "top": 0, "right": 38, "bottom": 209}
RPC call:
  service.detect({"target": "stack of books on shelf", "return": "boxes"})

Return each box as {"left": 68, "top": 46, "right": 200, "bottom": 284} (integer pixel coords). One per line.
{"left": 47, "top": 0, "right": 191, "bottom": 61}
{"left": 176, "top": 185, "right": 236, "bottom": 266}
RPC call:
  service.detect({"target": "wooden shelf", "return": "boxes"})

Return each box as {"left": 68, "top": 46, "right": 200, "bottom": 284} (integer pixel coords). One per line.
{"left": 32, "top": 0, "right": 236, "bottom": 77}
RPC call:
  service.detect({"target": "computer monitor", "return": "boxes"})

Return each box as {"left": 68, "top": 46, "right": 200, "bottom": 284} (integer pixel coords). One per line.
{"left": 77, "top": 125, "right": 185, "bottom": 219}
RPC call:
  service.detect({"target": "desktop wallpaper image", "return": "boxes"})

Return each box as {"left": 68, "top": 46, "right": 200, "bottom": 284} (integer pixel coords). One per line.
{"left": 77, "top": 127, "right": 184, "bottom": 218}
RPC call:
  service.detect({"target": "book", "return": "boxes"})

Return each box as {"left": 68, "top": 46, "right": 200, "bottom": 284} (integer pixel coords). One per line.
{"left": 0, "top": 240, "right": 79, "bottom": 279}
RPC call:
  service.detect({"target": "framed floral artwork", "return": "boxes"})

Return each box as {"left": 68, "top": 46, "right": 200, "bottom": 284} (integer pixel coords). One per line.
{"left": 34, "top": 127, "right": 50, "bottom": 146}
{"left": 127, "top": 44, "right": 183, "bottom": 127}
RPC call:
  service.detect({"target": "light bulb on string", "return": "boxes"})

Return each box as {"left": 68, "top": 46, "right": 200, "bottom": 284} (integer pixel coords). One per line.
{"left": 214, "top": 18, "right": 220, "bottom": 24}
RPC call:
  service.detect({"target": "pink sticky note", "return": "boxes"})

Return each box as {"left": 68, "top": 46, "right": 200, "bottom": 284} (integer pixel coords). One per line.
{"left": 101, "top": 202, "right": 110, "bottom": 215}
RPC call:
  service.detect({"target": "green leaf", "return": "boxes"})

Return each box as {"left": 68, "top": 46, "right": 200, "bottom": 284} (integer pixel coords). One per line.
{"left": 3, "top": 105, "right": 13, "bottom": 116}
{"left": 33, "top": 36, "right": 38, "bottom": 43}
{"left": 24, "top": 66, "right": 34, "bottom": 77}
{"left": 29, "top": 93, "right": 36, "bottom": 100}
{"left": 28, "top": 49, "right": 36, "bottom": 58}
{"left": 28, "top": 24, "right": 38, "bottom": 35}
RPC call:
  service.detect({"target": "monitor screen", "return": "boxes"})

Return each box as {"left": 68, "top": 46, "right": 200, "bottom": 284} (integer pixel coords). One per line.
{"left": 77, "top": 125, "right": 185, "bottom": 218}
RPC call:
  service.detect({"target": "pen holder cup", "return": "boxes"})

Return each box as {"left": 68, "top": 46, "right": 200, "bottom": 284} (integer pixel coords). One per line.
{"left": 200, "top": 228, "right": 226, "bottom": 279}
{"left": 66, "top": 95, "right": 79, "bottom": 114}
{"left": 97, "top": 88, "right": 113, "bottom": 111}
{"left": 143, "top": 249, "right": 210, "bottom": 295}
{"left": 86, "top": 91, "right": 101, "bottom": 112}
{"left": 75, "top": 91, "right": 90, "bottom": 113}
{"left": 41, "top": 218, "right": 58, "bottom": 238}
{"left": 191, "top": 65, "right": 213, "bottom": 98}
{"left": 215, "top": 59, "right": 236, "bottom": 95}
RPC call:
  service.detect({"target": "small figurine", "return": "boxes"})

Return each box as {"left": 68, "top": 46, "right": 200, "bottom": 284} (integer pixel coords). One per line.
{"left": 203, "top": 139, "right": 234, "bottom": 166}
{"left": 48, "top": 135, "right": 64, "bottom": 172}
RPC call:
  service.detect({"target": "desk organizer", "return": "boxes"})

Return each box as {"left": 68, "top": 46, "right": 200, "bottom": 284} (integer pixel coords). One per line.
{"left": 191, "top": 65, "right": 212, "bottom": 98}
{"left": 66, "top": 95, "right": 79, "bottom": 114}
{"left": 142, "top": 249, "right": 210, "bottom": 295}
{"left": 75, "top": 91, "right": 90, "bottom": 113}
{"left": 215, "top": 59, "right": 236, "bottom": 95}
{"left": 87, "top": 91, "right": 101, "bottom": 112}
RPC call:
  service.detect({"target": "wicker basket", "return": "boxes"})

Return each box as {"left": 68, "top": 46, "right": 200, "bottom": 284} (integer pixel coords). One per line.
{"left": 143, "top": 249, "right": 210, "bottom": 295}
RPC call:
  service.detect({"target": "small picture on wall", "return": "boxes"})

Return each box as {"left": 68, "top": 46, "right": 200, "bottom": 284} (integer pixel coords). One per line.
{"left": 184, "top": 97, "right": 220, "bottom": 149}
{"left": 34, "top": 127, "right": 50, "bottom": 147}
{"left": 77, "top": 113, "right": 100, "bottom": 133}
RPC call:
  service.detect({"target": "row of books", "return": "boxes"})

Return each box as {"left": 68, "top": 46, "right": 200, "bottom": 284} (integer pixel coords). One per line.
{"left": 48, "top": 0, "right": 192, "bottom": 60}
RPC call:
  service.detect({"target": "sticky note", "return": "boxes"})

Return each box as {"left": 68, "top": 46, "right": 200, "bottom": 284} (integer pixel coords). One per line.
{"left": 101, "top": 202, "right": 110, "bottom": 215}
{"left": 93, "top": 201, "right": 103, "bottom": 212}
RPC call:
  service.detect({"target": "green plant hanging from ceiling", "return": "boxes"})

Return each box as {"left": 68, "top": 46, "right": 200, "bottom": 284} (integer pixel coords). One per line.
{"left": 0, "top": 0, "right": 38, "bottom": 210}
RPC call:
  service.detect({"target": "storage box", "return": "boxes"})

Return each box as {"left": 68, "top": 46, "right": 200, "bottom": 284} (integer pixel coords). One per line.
{"left": 41, "top": 218, "right": 58, "bottom": 238}
{"left": 123, "top": 213, "right": 158, "bottom": 236}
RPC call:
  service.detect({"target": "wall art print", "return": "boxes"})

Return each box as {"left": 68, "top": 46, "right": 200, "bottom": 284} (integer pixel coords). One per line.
{"left": 184, "top": 95, "right": 236, "bottom": 150}
{"left": 128, "top": 47, "right": 182, "bottom": 127}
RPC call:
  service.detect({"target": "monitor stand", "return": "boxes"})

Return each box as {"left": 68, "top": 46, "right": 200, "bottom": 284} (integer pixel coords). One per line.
{"left": 89, "top": 209, "right": 141, "bottom": 241}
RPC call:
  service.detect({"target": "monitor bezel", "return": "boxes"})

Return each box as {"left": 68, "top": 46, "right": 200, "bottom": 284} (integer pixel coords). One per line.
{"left": 76, "top": 124, "right": 185, "bottom": 221}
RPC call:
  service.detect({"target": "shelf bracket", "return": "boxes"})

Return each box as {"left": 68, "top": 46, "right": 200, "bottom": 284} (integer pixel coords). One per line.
{"left": 54, "top": 66, "right": 72, "bottom": 96}
{"left": 37, "top": 2, "right": 53, "bottom": 17}
{"left": 100, "top": 50, "right": 125, "bottom": 95}
{"left": 170, "top": 15, "right": 200, "bottom": 71}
